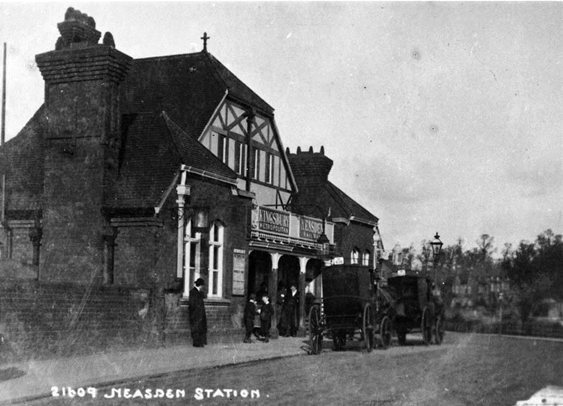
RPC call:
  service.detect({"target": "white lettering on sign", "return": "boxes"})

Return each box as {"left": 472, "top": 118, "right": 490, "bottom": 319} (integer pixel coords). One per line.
{"left": 299, "top": 218, "right": 323, "bottom": 240}
{"left": 258, "top": 208, "right": 289, "bottom": 234}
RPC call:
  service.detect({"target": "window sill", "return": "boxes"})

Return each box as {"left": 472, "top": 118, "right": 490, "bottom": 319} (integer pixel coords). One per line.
{"left": 179, "top": 297, "right": 231, "bottom": 306}
{"left": 205, "top": 298, "right": 231, "bottom": 306}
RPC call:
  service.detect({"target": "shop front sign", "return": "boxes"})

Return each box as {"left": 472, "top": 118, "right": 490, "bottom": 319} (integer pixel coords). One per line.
{"left": 252, "top": 206, "right": 290, "bottom": 235}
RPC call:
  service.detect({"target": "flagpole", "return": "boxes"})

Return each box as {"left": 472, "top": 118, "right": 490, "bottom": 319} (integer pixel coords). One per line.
{"left": 1, "top": 42, "right": 6, "bottom": 146}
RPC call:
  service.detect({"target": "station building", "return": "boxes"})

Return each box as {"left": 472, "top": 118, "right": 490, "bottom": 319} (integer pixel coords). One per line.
{"left": 0, "top": 8, "right": 381, "bottom": 342}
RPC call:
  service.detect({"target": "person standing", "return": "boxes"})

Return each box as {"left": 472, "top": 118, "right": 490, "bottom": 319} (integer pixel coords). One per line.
{"left": 282, "top": 285, "right": 299, "bottom": 337}
{"left": 188, "top": 278, "right": 207, "bottom": 347}
{"left": 260, "top": 295, "right": 274, "bottom": 343}
{"left": 276, "top": 283, "right": 288, "bottom": 336}
{"left": 243, "top": 294, "right": 259, "bottom": 343}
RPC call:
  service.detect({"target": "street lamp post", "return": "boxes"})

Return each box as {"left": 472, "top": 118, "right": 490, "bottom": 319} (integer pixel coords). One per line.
{"left": 429, "top": 232, "right": 443, "bottom": 282}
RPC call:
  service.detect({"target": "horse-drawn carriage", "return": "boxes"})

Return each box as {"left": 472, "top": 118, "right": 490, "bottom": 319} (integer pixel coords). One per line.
{"left": 308, "top": 266, "right": 444, "bottom": 354}
{"left": 308, "top": 264, "right": 394, "bottom": 354}
{"left": 387, "top": 270, "right": 445, "bottom": 346}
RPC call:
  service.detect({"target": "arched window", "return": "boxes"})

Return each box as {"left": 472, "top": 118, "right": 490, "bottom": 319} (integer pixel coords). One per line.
{"left": 351, "top": 248, "right": 360, "bottom": 264}
{"left": 362, "top": 250, "right": 371, "bottom": 266}
{"left": 208, "top": 221, "right": 224, "bottom": 298}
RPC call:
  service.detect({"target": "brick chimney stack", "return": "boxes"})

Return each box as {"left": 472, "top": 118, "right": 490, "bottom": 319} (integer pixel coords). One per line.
{"left": 34, "top": 8, "right": 132, "bottom": 282}
{"left": 287, "top": 146, "right": 333, "bottom": 182}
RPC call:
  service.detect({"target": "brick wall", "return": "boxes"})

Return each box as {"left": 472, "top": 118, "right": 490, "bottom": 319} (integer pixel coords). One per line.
{"left": 0, "top": 279, "right": 152, "bottom": 360}
{"left": 335, "top": 221, "right": 375, "bottom": 264}
{"left": 164, "top": 294, "right": 244, "bottom": 344}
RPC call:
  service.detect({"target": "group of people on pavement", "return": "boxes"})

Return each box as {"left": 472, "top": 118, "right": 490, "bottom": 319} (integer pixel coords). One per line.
{"left": 243, "top": 293, "right": 274, "bottom": 343}
{"left": 186, "top": 278, "right": 303, "bottom": 347}
{"left": 243, "top": 282, "right": 299, "bottom": 343}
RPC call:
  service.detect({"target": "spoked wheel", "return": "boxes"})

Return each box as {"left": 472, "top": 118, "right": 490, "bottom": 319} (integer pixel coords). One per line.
{"left": 332, "top": 330, "right": 347, "bottom": 351}
{"left": 308, "top": 305, "right": 323, "bottom": 355}
{"left": 434, "top": 316, "right": 445, "bottom": 345}
{"left": 379, "top": 316, "right": 392, "bottom": 349}
{"left": 421, "top": 308, "right": 432, "bottom": 346}
{"left": 362, "top": 303, "right": 375, "bottom": 353}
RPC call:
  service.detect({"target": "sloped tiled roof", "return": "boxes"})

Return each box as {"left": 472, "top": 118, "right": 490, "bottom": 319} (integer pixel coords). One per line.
{"left": 162, "top": 112, "right": 237, "bottom": 180}
{"left": 290, "top": 178, "right": 378, "bottom": 224}
{"left": 121, "top": 51, "right": 274, "bottom": 142}
{"left": 325, "top": 181, "right": 378, "bottom": 224}
{"left": 0, "top": 106, "right": 46, "bottom": 212}
{"left": 110, "top": 111, "right": 236, "bottom": 208}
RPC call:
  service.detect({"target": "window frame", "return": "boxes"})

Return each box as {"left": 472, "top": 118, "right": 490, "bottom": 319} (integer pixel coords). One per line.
{"left": 351, "top": 248, "right": 360, "bottom": 264}
{"left": 184, "top": 218, "right": 202, "bottom": 286}
{"left": 207, "top": 221, "right": 224, "bottom": 298}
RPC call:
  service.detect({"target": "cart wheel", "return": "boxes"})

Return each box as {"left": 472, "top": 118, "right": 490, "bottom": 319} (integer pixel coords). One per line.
{"left": 421, "top": 308, "right": 432, "bottom": 346}
{"left": 379, "top": 316, "right": 392, "bottom": 349}
{"left": 308, "top": 305, "right": 323, "bottom": 355}
{"left": 362, "top": 304, "right": 375, "bottom": 353}
{"left": 434, "top": 316, "right": 445, "bottom": 345}
{"left": 333, "top": 330, "right": 346, "bottom": 351}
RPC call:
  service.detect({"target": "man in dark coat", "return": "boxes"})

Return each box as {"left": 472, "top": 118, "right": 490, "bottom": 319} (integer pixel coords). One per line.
{"left": 188, "top": 278, "right": 207, "bottom": 347}
{"left": 243, "top": 294, "right": 259, "bottom": 343}
{"left": 282, "top": 285, "right": 299, "bottom": 337}
{"left": 276, "top": 283, "right": 288, "bottom": 336}
{"left": 260, "top": 295, "right": 274, "bottom": 343}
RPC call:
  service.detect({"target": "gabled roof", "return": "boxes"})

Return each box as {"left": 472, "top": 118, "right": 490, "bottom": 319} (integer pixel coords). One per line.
{"left": 325, "top": 181, "right": 378, "bottom": 224}
{"left": 290, "top": 178, "right": 378, "bottom": 225}
{"left": 0, "top": 106, "right": 46, "bottom": 212}
{"left": 121, "top": 51, "right": 274, "bottom": 142}
{"left": 110, "top": 111, "right": 236, "bottom": 209}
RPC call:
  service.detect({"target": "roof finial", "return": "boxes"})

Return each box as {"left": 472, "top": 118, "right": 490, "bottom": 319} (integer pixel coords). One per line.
{"left": 201, "top": 32, "right": 210, "bottom": 53}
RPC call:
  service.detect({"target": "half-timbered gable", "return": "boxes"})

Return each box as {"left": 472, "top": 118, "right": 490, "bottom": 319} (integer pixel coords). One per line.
{"left": 200, "top": 98, "right": 294, "bottom": 208}
{"left": 122, "top": 51, "right": 297, "bottom": 210}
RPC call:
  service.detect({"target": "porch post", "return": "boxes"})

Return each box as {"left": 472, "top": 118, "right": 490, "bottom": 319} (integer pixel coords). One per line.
{"left": 269, "top": 252, "right": 281, "bottom": 339}
{"left": 298, "top": 256, "right": 308, "bottom": 337}
{"left": 176, "top": 178, "right": 190, "bottom": 295}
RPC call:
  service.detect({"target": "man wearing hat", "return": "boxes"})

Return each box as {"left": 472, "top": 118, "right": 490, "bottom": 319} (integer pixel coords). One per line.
{"left": 188, "top": 278, "right": 207, "bottom": 347}
{"left": 243, "top": 293, "right": 259, "bottom": 343}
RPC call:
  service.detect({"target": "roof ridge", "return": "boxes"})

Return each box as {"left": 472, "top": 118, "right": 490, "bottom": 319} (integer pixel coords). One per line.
{"left": 159, "top": 111, "right": 183, "bottom": 164}
{"left": 204, "top": 53, "right": 274, "bottom": 112}
{"left": 324, "top": 182, "right": 353, "bottom": 216}
{"left": 326, "top": 181, "right": 378, "bottom": 222}
{"left": 133, "top": 52, "right": 202, "bottom": 62}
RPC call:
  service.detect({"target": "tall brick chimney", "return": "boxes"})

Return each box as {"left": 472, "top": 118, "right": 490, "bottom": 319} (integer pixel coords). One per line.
{"left": 287, "top": 146, "right": 333, "bottom": 182}
{"left": 35, "top": 8, "right": 132, "bottom": 282}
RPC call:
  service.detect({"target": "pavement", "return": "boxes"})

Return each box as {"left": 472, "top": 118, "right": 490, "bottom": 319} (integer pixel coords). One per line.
{"left": 1, "top": 331, "right": 559, "bottom": 405}
{"left": 0, "top": 336, "right": 309, "bottom": 405}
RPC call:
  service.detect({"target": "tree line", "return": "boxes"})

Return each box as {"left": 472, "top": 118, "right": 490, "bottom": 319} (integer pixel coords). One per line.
{"left": 397, "top": 229, "right": 563, "bottom": 324}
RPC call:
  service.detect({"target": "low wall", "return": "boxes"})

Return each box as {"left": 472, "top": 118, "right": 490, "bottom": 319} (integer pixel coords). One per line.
{"left": 0, "top": 279, "right": 153, "bottom": 361}
{"left": 0, "top": 281, "right": 246, "bottom": 362}
{"left": 164, "top": 295, "right": 244, "bottom": 345}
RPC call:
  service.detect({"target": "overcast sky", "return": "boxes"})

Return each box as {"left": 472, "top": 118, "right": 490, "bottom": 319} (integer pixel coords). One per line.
{"left": 0, "top": 1, "right": 561, "bottom": 255}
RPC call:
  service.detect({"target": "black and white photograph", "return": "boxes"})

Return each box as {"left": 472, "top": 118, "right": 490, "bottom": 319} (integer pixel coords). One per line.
{"left": 0, "top": 2, "right": 561, "bottom": 405}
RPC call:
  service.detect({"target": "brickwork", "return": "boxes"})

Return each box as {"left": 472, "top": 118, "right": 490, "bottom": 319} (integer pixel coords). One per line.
{"left": 0, "top": 279, "right": 150, "bottom": 360}
{"left": 335, "top": 221, "right": 375, "bottom": 264}
{"left": 164, "top": 296, "right": 244, "bottom": 344}
{"left": 41, "top": 139, "right": 107, "bottom": 282}
{"left": 288, "top": 146, "right": 378, "bottom": 267}
{"left": 114, "top": 226, "right": 161, "bottom": 287}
